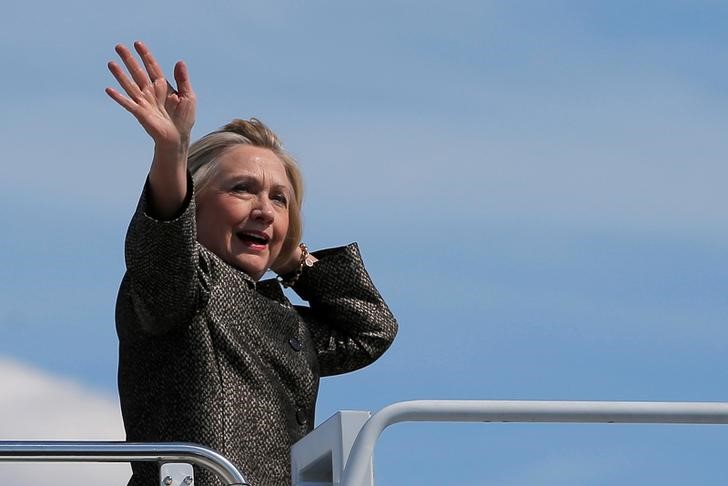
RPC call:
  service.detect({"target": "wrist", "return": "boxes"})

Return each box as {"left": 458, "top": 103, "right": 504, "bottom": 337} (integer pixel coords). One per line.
{"left": 277, "top": 243, "right": 316, "bottom": 288}
{"left": 154, "top": 138, "right": 188, "bottom": 155}
{"left": 153, "top": 141, "right": 188, "bottom": 168}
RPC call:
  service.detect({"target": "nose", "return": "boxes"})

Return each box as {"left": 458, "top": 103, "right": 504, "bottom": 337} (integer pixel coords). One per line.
{"left": 251, "top": 196, "right": 274, "bottom": 224}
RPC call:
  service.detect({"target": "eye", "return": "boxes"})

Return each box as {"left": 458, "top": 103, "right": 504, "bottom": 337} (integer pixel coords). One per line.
{"left": 271, "top": 192, "right": 288, "bottom": 207}
{"left": 231, "top": 183, "right": 251, "bottom": 194}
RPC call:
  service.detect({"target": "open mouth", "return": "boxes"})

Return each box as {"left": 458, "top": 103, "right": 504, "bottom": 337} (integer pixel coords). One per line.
{"left": 237, "top": 231, "right": 270, "bottom": 248}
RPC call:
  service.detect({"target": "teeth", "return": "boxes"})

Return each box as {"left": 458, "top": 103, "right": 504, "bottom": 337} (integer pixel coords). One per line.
{"left": 239, "top": 232, "right": 268, "bottom": 244}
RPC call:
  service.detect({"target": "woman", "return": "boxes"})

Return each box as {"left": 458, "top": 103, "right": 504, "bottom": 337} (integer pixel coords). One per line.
{"left": 107, "top": 41, "right": 398, "bottom": 486}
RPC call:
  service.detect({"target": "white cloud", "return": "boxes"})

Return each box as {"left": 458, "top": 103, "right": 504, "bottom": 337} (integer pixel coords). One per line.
{"left": 0, "top": 357, "right": 130, "bottom": 485}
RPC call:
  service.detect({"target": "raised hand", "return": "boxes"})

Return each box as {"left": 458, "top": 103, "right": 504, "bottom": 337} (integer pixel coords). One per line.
{"left": 106, "top": 41, "right": 196, "bottom": 150}
{"left": 106, "top": 41, "right": 196, "bottom": 219}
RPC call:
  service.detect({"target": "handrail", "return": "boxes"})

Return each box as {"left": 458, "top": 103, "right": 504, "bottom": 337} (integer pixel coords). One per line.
{"left": 341, "top": 399, "right": 728, "bottom": 485}
{"left": 0, "top": 441, "right": 249, "bottom": 486}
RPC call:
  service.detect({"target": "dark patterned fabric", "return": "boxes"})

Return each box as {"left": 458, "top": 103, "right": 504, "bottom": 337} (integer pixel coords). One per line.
{"left": 116, "top": 179, "right": 398, "bottom": 486}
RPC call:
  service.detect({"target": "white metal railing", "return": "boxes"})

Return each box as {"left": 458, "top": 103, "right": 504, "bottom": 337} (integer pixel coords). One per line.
{"left": 341, "top": 400, "right": 728, "bottom": 485}
{"left": 7, "top": 401, "right": 728, "bottom": 486}
{"left": 291, "top": 400, "right": 728, "bottom": 486}
{"left": 0, "top": 441, "right": 249, "bottom": 486}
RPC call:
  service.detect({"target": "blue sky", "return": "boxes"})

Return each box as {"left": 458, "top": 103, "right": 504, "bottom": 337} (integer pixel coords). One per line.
{"left": 1, "top": 1, "right": 727, "bottom": 484}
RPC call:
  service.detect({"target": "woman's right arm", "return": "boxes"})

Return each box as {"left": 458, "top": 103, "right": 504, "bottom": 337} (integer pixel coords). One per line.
{"left": 106, "top": 41, "right": 196, "bottom": 219}
{"left": 108, "top": 42, "right": 205, "bottom": 335}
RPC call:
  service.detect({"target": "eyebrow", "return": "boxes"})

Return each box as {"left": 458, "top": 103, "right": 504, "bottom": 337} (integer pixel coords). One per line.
{"left": 224, "top": 173, "right": 292, "bottom": 194}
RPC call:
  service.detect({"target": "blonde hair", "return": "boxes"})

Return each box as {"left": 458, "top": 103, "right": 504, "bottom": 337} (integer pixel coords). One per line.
{"left": 188, "top": 118, "right": 303, "bottom": 266}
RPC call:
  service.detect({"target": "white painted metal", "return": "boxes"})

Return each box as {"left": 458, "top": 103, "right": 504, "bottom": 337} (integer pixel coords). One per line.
{"left": 160, "top": 462, "right": 195, "bottom": 486}
{"left": 6, "top": 401, "right": 728, "bottom": 486}
{"left": 0, "top": 441, "right": 249, "bottom": 486}
{"left": 340, "top": 400, "right": 728, "bottom": 486}
{"left": 291, "top": 410, "right": 372, "bottom": 486}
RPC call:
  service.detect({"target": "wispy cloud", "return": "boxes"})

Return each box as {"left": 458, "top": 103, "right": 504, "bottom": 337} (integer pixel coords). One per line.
{"left": 0, "top": 357, "right": 129, "bottom": 485}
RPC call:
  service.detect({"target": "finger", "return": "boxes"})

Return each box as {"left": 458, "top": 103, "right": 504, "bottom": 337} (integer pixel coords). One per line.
{"left": 166, "top": 80, "right": 178, "bottom": 97}
{"left": 107, "top": 61, "right": 144, "bottom": 101}
{"left": 134, "top": 41, "right": 165, "bottom": 82}
{"left": 115, "top": 43, "right": 151, "bottom": 89}
{"left": 105, "top": 87, "right": 139, "bottom": 115}
{"left": 173, "top": 61, "right": 194, "bottom": 97}
{"left": 152, "top": 77, "right": 171, "bottom": 109}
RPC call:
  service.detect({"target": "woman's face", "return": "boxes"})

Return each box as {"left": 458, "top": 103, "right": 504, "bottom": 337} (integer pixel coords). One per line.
{"left": 196, "top": 145, "right": 291, "bottom": 280}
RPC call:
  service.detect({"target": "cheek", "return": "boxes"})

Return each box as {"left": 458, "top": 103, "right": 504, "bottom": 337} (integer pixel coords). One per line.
{"left": 195, "top": 216, "right": 218, "bottom": 250}
{"left": 196, "top": 201, "right": 235, "bottom": 244}
{"left": 268, "top": 216, "right": 289, "bottom": 259}
{"left": 207, "top": 199, "right": 252, "bottom": 230}
{"left": 276, "top": 213, "right": 290, "bottom": 242}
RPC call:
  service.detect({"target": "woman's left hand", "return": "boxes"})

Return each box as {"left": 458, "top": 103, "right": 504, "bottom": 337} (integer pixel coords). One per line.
{"left": 272, "top": 245, "right": 304, "bottom": 276}
{"left": 272, "top": 244, "right": 317, "bottom": 277}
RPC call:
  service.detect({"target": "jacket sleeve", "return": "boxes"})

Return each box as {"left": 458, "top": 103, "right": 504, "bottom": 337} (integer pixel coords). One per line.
{"left": 292, "top": 243, "right": 398, "bottom": 377}
{"left": 123, "top": 174, "right": 211, "bottom": 335}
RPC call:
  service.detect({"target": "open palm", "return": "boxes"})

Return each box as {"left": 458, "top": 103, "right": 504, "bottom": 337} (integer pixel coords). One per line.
{"left": 106, "top": 41, "right": 196, "bottom": 148}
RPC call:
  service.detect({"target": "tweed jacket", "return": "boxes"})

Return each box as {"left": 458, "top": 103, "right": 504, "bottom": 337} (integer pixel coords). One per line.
{"left": 116, "top": 179, "right": 398, "bottom": 486}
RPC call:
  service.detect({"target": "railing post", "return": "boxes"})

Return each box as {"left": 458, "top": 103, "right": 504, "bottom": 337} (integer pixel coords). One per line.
{"left": 327, "top": 400, "right": 728, "bottom": 486}
{"left": 291, "top": 411, "right": 373, "bottom": 486}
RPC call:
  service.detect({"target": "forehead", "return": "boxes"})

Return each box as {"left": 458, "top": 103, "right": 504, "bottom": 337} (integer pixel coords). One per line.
{"left": 216, "top": 145, "right": 289, "bottom": 184}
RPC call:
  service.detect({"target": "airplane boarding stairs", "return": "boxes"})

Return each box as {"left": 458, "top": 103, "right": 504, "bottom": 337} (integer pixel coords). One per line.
{"left": 3, "top": 399, "right": 728, "bottom": 485}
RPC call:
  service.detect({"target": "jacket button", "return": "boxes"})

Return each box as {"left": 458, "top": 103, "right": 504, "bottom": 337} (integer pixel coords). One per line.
{"left": 296, "top": 408, "right": 307, "bottom": 425}
{"left": 289, "top": 337, "right": 302, "bottom": 351}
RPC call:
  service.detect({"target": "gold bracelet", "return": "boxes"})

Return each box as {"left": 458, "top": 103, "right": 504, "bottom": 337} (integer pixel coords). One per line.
{"left": 278, "top": 243, "right": 309, "bottom": 288}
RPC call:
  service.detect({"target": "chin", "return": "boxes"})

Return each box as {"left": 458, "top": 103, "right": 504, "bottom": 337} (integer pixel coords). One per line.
{"left": 235, "top": 258, "right": 268, "bottom": 280}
